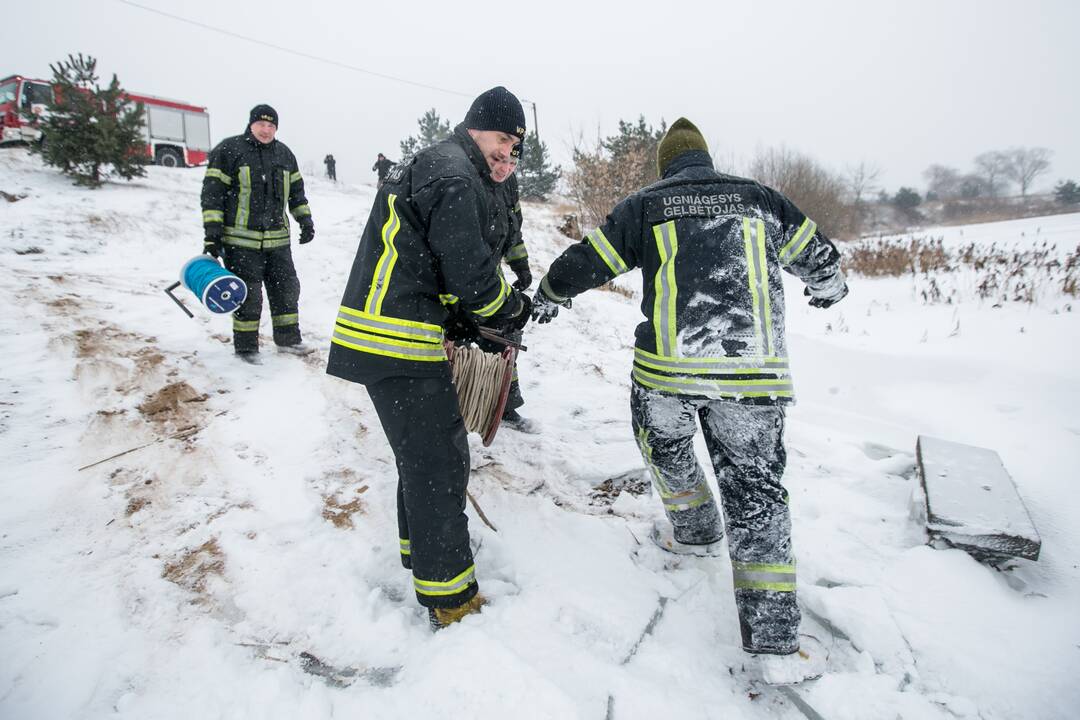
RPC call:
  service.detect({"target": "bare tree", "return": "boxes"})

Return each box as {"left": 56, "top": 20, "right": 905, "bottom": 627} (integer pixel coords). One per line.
{"left": 973, "top": 151, "right": 1011, "bottom": 198}
{"left": 749, "top": 146, "right": 853, "bottom": 238}
{"left": 846, "top": 161, "right": 881, "bottom": 206}
{"left": 1004, "top": 147, "right": 1053, "bottom": 196}
{"left": 923, "top": 164, "right": 962, "bottom": 200}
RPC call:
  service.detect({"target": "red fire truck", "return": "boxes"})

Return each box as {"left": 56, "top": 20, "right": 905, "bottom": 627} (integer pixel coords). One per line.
{"left": 1, "top": 74, "right": 212, "bottom": 167}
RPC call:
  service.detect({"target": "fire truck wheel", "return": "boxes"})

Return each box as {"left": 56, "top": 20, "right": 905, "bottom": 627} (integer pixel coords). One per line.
{"left": 156, "top": 147, "right": 183, "bottom": 168}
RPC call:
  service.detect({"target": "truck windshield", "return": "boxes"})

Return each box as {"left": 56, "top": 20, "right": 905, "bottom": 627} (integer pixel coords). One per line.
{"left": 24, "top": 83, "right": 53, "bottom": 107}
{"left": 0, "top": 81, "right": 17, "bottom": 105}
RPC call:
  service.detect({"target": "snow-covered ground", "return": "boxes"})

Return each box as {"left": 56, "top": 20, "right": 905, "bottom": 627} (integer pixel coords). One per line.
{"left": 2, "top": 151, "right": 1078, "bottom": 719}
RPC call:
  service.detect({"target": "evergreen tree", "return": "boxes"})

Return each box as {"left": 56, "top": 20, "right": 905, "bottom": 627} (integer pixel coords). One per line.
{"left": 516, "top": 132, "right": 560, "bottom": 201}
{"left": 29, "top": 54, "right": 146, "bottom": 188}
{"left": 399, "top": 108, "right": 451, "bottom": 160}
{"left": 1055, "top": 180, "right": 1080, "bottom": 206}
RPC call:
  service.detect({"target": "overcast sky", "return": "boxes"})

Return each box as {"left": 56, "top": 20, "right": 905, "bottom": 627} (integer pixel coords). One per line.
{"left": 6, "top": 0, "right": 1079, "bottom": 195}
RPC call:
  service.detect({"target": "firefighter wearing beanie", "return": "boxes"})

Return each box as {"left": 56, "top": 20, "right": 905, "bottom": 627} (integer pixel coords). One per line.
{"left": 327, "top": 87, "right": 532, "bottom": 630}
{"left": 533, "top": 117, "right": 848, "bottom": 678}
{"left": 200, "top": 104, "right": 315, "bottom": 363}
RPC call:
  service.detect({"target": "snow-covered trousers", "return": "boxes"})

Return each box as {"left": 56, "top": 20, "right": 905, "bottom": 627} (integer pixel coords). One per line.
{"left": 365, "top": 373, "right": 479, "bottom": 609}
{"left": 223, "top": 245, "right": 302, "bottom": 353}
{"left": 630, "top": 382, "right": 800, "bottom": 654}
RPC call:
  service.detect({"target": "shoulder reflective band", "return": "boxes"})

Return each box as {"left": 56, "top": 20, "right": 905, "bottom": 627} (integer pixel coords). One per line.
{"left": 652, "top": 221, "right": 679, "bottom": 357}
{"left": 233, "top": 318, "right": 260, "bottom": 332}
{"left": 586, "top": 227, "right": 628, "bottom": 276}
{"left": 779, "top": 218, "right": 817, "bottom": 265}
{"left": 633, "top": 366, "right": 793, "bottom": 399}
{"left": 205, "top": 168, "right": 232, "bottom": 185}
{"left": 202, "top": 209, "right": 224, "bottom": 223}
{"left": 399, "top": 538, "right": 411, "bottom": 557}
{"left": 235, "top": 166, "right": 252, "bottom": 230}
{"left": 743, "top": 217, "right": 773, "bottom": 357}
{"left": 633, "top": 347, "right": 789, "bottom": 374}
{"left": 413, "top": 564, "right": 476, "bottom": 597}
{"left": 732, "top": 561, "right": 796, "bottom": 592}
{"left": 473, "top": 274, "right": 511, "bottom": 318}
{"left": 364, "top": 194, "right": 402, "bottom": 316}
{"left": 335, "top": 306, "right": 443, "bottom": 343}
{"left": 271, "top": 313, "right": 298, "bottom": 327}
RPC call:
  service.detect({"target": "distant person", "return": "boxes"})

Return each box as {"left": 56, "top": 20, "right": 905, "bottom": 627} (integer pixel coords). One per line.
{"left": 532, "top": 118, "right": 848, "bottom": 681}
{"left": 324, "top": 153, "right": 337, "bottom": 181}
{"left": 372, "top": 152, "right": 395, "bottom": 188}
{"left": 200, "top": 104, "right": 316, "bottom": 364}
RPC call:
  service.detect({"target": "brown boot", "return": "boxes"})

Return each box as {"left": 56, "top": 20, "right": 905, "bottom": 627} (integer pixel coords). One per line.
{"left": 428, "top": 594, "right": 487, "bottom": 631}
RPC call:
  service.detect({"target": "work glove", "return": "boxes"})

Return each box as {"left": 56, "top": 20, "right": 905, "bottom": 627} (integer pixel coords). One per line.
{"left": 531, "top": 282, "right": 570, "bottom": 324}
{"left": 804, "top": 282, "right": 849, "bottom": 309}
{"left": 203, "top": 226, "right": 223, "bottom": 259}
{"left": 505, "top": 293, "right": 533, "bottom": 332}
{"left": 509, "top": 261, "right": 533, "bottom": 292}
{"left": 444, "top": 307, "right": 481, "bottom": 344}
{"left": 298, "top": 217, "right": 315, "bottom": 245}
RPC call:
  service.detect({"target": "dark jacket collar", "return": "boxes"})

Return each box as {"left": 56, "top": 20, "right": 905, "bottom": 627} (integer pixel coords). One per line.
{"left": 452, "top": 123, "right": 495, "bottom": 185}
{"left": 661, "top": 150, "right": 714, "bottom": 179}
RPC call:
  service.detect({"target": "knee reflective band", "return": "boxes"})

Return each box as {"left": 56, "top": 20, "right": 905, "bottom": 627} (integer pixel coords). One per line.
{"left": 652, "top": 221, "right": 679, "bottom": 357}
{"left": 779, "top": 218, "right": 817, "bottom": 266}
{"left": 272, "top": 313, "right": 298, "bottom": 327}
{"left": 742, "top": 217, "right": 774, "bottom": 356}
{"left": 414, "top": 565, "right": 476, "bottom": 597}
{"left": 399, "top": 538, "right": 411, "bottom": 557}
{"left": 233, "top": 318, "right": 260, "bottom": 332}
{"left": 586, "top": 227, "right": 628, "bottom": 276}
{"left": 636, "top": 425, "right": 713, "bottom": 511}
{"left": 732, "top": 561, "right": 796, "bottom": 592}
{"left": 364, "top": 194, "right": 402, "bottom": 315}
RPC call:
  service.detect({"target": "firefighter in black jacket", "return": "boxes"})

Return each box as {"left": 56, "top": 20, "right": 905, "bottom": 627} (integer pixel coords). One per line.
{"left": 372, "top": 153, "right": 395, "bottom": 188}
{"left": 201, "top": 104, "right": 314, "bottom": 363}
{"left": 326, "top": 87, "right": 531, "bottom": 629}
{"left": 533, "top": 119, "right": 848, "bottom": 668}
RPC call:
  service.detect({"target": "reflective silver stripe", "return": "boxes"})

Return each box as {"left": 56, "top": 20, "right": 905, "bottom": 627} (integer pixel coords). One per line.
{"left": 236, "top": 166, "right": 251, "bottom": 229}
{"left": 365, "top": 194, "right": 401, "bottom": 315}
{"left": 292, "top": 203, "right": 311, "bottom": 218}
{"left": 539, "top": 275, "right": 569, "bottom": 302}
{"left": 223, "top": 236, "right": 261, "bottom": 250}
{"left": 652, "top": 221, "right": 678, "bottom": 357}
{"left": 283, "top": 170, "right": 291, "bottom": 231}
{"left": 399, "top": 538, "right": 411, "bottom": 556}
{"left": 732, "top": 562, "right": 796, "bottom": 591}
{"left": 202, "top": 209, "right": 224, "bottom": 223}
{"left": 413, "top": 565, "right": 476, "bottom": 597}
{"left": 272, "top": 313, "right": 298, "bottom": 327}
{"left": 335, "top": 310, "right": 442, "bottom": 342}
{"left": 233, "top": 319, "right": 259, "bottom": 331}
{"left": 633, "top": 367, "right": 793, "bottom": 398}
{"left": 331, "top": 329, "right": 446, "bottom": 362}
{"left": 205, "top": 168, "right": 232, "bottom": 185}
{"left": 224, "top": 227, "right": 289, "bottom": 240}
{"left": 505, "top": 243, "right": 528, "bottom": 262}
{"left": 474, "top": 274, "right": 510, "bottom": 318}
{"left": 586, "top": 227, "right": 628, "bottom": 275}
{"left": 262, "top": 237, "right": 290, "bottom": 249}
{"left": 779, "top": 218, "right": 817, "bottom": 265}
{"left": 289, "top": 171, "right": 302, "bottom": 183}
{"left": 634, "top": 348, "right": 789, "bottom": 374}
{"left": 744, "top": 218, "right": 772, "bottom": 356}
{"left": 660, "top": 484, "right": 713, "bottom": 512}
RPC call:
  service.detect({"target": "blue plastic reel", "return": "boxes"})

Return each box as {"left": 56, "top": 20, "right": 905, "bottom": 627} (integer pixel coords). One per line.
{"left": 179, "top": 256, "right": 248, "bottom": 314}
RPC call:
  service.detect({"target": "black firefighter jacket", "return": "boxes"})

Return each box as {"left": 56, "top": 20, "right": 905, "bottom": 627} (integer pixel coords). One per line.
{"left": 326, "top": 125, "right": 527, "bottom": 384}
{"left": 496, "top": 173, "right": 529, "bottom": 275}
{"left": 201, "top": 128, "right": 311, "bottom": 250}
{"left": 541, "top": 150, "right": 845, "bottom": 405}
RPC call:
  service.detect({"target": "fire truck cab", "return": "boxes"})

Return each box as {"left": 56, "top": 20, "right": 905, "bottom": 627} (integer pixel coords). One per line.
{"left": 1, "top": 74, "right": 212, "bottom": 167}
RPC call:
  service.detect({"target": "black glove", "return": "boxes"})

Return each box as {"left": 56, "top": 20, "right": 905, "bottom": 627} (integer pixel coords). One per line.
{"left": 804, "top": 283, "right": 849, "bottom": 309}
{"left": 510, "top": 262, "right": 533, "bottom": 292}
{"left": 299, "top": 217, "right": 315, "bottom": 245}
{"left": 531, "top": 283, "right": 570, "bottom": 324}
{"left": 506, "top": 293, "right": 533, "bottom": 332}
{"left": 444, "top": 307, "right": 481, "bottom": 344}
{"left": 203, "top": 226, "right": 223, "bottom": 259}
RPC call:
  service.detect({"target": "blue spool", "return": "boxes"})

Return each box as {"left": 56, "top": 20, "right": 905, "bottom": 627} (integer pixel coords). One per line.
{"left": 180, "top": 256, "right": 248, "bottom": 314}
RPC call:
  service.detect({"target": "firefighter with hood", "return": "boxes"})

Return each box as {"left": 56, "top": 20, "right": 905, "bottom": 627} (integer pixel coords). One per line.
{"left": 532, "top": 118, "right": 848, "bottom": 678}
{"left": 201, "top": 104, "right": 315, "bottom": 363}
{"left": 372, "top": 153, "right": 395, "bottom": 188}
{"left": 326, "top": 87, "right": 532, "bottom": 629}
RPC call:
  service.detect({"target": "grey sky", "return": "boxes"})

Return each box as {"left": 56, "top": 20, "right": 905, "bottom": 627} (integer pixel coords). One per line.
{"left": 6, "top": 0, "right": 1079, "bottom": 195}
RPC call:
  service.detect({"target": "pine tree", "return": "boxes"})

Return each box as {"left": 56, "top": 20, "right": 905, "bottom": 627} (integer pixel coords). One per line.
{"left": 516, "top": 132, "right": 560, "bottom": 201}
{"left": 1055, "top": 180, "right": 1080, "bottom": 206}
{"left": 29, "top": 54, "right": 146, "bottom": 188}
{"left": 399, "top": 108, "right": 451, "bottom": 160}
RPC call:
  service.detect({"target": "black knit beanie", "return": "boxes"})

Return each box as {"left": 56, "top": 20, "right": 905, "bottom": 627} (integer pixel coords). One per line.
{"left": 464, "top": 87, "right": 526, "bottom": 140}
{"left": 249, "top": 104, "right": 278, "bottom": 127}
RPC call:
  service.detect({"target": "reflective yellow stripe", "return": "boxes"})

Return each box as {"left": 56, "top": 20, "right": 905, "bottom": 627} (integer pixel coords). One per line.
{"left": 236, "top": 166, "right": 251, "bottom": 229}
{"left": 633, "top": 366, "right": 794, "bottom": 399}
{"left": 331, "top": 326, "right": 446, "bottom": 362}
{"left": 202, "top": 210, "right": 224, "bottom": 223}
{"left": 205, "top": 168, "right": 232, "bottom": 185}
{"left": 779, "top": 218, "right": 817, "bottom": 265}
{"left": 289, "top": 171, "right": 302, "bottom": 183}
{"left": 586, "top": 227, "right": 628, "bottom": 275}
{"left": 233, "top": 319, "right": 259, "bottom": 332}
{"left": 652, "top": 221, "right": 678, "bottom": 357}
{"left": 633, "top": 347, "right": 789, "bottom": 374}
{"left": 743, "top": 217, "right": 773, "bottom": 356}
{"left": 222, "top": 236, "right": 261, "bottom": 250}
{"left": 474, "top": 274, "right": 510, "bottom": 318}
{"left": 505, "top": 243, "right": 528, "bottom": 262}
{"left": 413, "top": 565, "right": 476, "bottom": 597}
{"left": 291, "top": 203, "right": 311, "bottom": 218}
{"left": 272, "top": 313, "right": 298, "bottom": 327}
{"left": 336, "top": 306, "right": 443, "bottom": 343}
{"left": 283, "top": 170, "right": 291, "bottom": 233}
{"left": 635, "top": 426, "right": 671, "bottom": 494}
{"left": 399, "top": 538, "right": 411, "bottom": 556}
{"left": 439, "top": 294, "right": 460, "bottom": 306}
{"left": 365, "top": 194, "right": 402, "bottom": 315}
{"left": 224, "top": 227, "right": 290, "bottom": 240}
{"left": 733, "top": 561, "right": 796, "bottom": 592}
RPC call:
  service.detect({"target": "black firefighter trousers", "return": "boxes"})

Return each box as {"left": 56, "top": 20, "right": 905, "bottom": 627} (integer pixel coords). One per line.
{"left": 223, "top": 245, "right": 302, "bottom": 354}
{"left": 365, "top": 372, "right": 479, "bottom": 609}
{"left": 630, "top": 382, "right": 801, "bottom": 654}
